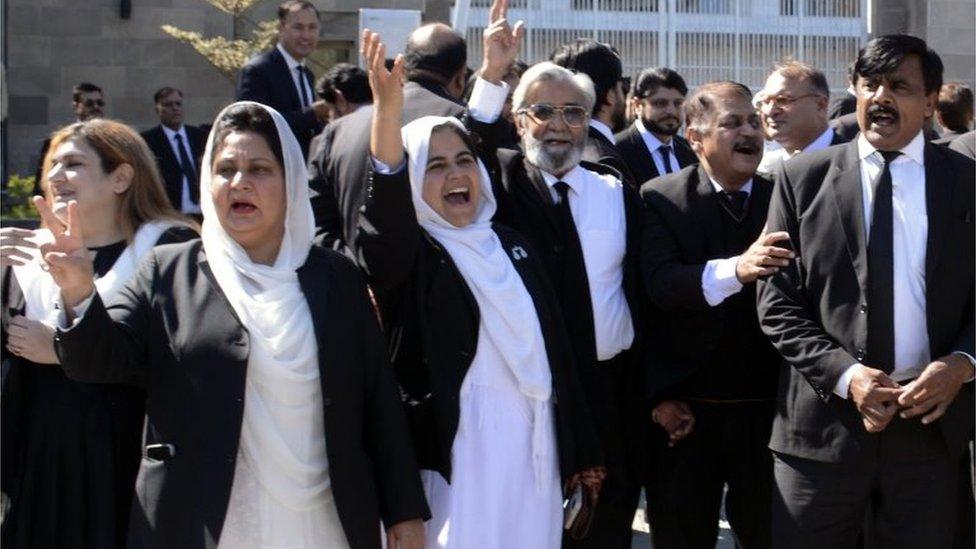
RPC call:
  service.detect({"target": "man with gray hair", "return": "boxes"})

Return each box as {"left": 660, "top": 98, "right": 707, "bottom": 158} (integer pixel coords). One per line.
{"left": 640, "top": 81, "right": 789, "bottom": 548}
{"left": 756, "top": 60, "right": 848, "bottom": 173}
{"left": 475, "top": 60, "right": 644, "bottom": 547}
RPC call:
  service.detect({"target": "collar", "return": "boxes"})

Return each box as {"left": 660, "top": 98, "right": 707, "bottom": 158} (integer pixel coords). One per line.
{"left": 635, "top": 118, "right": 672, "bottom": 150}
{"left": 589, "top": 119, "right": 616, "bottom": 144}
{"left": 540, "top": 164, "right": 586, "bottom": 196}
{"left": 276, "top": 43, "right": 305, "bottom": 70}
{"left": 161, "top": 124, "right": 187, "bottom": 141}
{"left": 856, "top": 130, "right": 925, "bottom": 165}
{"left": 708, "top": 175, "right": 753, "bottom": 196}
{"left": 802, "top": 126, "right": 837, "bottom": 153}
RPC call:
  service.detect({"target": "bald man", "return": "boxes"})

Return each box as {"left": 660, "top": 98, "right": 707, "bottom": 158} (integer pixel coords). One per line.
{"left": 307, "top": 22, "right": 468, "bottom": 255}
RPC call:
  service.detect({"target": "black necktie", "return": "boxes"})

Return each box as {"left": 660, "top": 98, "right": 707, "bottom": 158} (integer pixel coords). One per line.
{"left": 720, "top": 190, "right": 749, "bottom": 220}
{"left": 297, "top": 67, "right": 310, "bottom": 108}
{"left": 866, "top": 150, "right": 901, "bottom": 372}
{"left": 174, "top": 134, "right": 199, "bottom": 204}
{"left": 658, "top": 144, "right": 674, "bottom": 174}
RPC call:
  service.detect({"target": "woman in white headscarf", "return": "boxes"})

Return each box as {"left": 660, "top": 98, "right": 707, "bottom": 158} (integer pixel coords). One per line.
{"left": 0, "top": 118, "right": 196, "bottom": 549}
{"left": 37, "top": 101, "right": 428, "bottom": 549}
{"left": 357, "top": 32, "right": 604, "bottom": 548}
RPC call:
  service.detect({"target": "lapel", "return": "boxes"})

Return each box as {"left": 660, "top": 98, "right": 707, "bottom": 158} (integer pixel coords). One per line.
{"left": 270, "top": 48, "right": 303, "bottom": 110}
{"left": 689, "top": 165, "right": 726, "bottom": 259}
{"left": 827, "top": 141, "right": 869, "bottom": 293}
{"left": 297, "top": 251, "right": 330, "bottom": 350}
{"left": 923, "top": 143, "right": 953, "bottom": 284}
{"left": 588, "top": 126, "right": 613, "bottom": 153}
{"left": 519, "top": 155, "right": 562, "bottom": 234}
{"left": 829, "top": 129, "right": 847, "bottom": 146}
{"left": 626, "top": 125, "right": 660, "bottom": 183}
{"left": 152, "top": 126, "right": 182, "bottom": 175}
{"left": 746, "top": 176, "right": 773, "bottom": 236}
{"left": 674, "top": 136, "right": 698, "bottom": 169}
{"left": 188, "top": 126, "right": 206, "bottom": 173}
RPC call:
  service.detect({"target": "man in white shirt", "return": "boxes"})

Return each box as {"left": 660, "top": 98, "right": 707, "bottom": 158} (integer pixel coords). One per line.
{"left": 237, "top": 0, "right": 330, "bottom": 158}
{"left": 756, "top": 60, "right": 848, "bottom": 173}
{"left": 140, "top": 87, "right": 207, "bottom": 217}
{"left": 616, "top": 67, "right": 698, "bottom": 187}
{"left": 486, "top": 61, "right": 642, "bottom": 548}
{"left": 640, "top": 80, "right": 790, "bottom": 549}
{"left": 758, "top": 34, "right": 975, "bottom": 548}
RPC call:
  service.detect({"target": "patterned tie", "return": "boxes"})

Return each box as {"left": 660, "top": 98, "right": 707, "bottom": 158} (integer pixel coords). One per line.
{"left": 658, "top": 144, "right": 674, "bottom": 174}
{"left": 174, "top": 133, "right": 199, "bottom": 204}
{"left": 866, "top": 150, "right": 901, "bottom": 372}
{"left": 297, "top": 66, "right": 310, "bottom": 108}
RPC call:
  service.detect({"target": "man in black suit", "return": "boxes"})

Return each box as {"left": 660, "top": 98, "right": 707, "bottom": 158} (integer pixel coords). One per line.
{"left": 306, "top": 23, "right": 468, "bottom": 253}
{"left": 757, "top": 35, "right": 975, "bottom": 548}
{"left": 828, "top": 64, "right": 857, "bottom": 120}
{"left": 640, "top": 81, "right": 787, "bottom": 549}
{"left": 551, "top": 39, "right": 636, "bottom": 187}
{"left": 237, "top": 0, "right": 328, "bottom": 158}
{"left": 756, "top": 60, "right": 849, "bottom": 173}
{"left": 140, "top": 87, "right": 206, "bottom": 217}
{"left": 483, "top": 61, "right": 642, "bottom": 548}
{"left": 615, "top": 67, "right": 697, "bottom": 188}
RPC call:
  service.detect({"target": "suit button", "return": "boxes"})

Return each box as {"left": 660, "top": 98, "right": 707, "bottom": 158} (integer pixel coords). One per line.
{"left": 859, "top": 304, "right": 867, "bottom": 314}
{"left": 235, "top": 397, "right": 243, "bottom": 403}
{"left": 322, "top": 397, "right": 332, "bottom": 407}
{"left": 856, "top": 348, "right": 866, "bottom": 361}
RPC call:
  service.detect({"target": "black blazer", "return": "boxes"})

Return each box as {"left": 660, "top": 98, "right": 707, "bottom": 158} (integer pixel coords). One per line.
{"left": 757, "top": 141, "right": 975, "bottom": 463}
{"left": 307, "top": 80, "right": 465, "bottom": 254}
{"left": 140, "top": 125, "right": 207, "bottom": 211}
{"left": 237, "top": 48, "right": 322, "bottom": 157}
{"left": 639, "top": 165, "right": 780, "bottom": 400}
{"left": 54, "top": 241, "right": 429, "bottom": 549}
{"left": 358, "top": 168, "right": 603, "bottom": 483}
{"left": 828, "top": 92, "right": 856, "bottom": 120}
{"left": 584, "top": 125, "right": 636, "bottom": 188}
{"left": 614, "top": 124, "right": 697, "bottom": 188}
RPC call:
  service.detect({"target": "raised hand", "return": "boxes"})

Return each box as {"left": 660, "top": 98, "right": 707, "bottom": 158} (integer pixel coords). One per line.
{"left": 33, "top": 196, "right": 95, "bottom": 309}
{"left": 0, "top": 227, "right": 39, "bottom": 268}
{"left": 481, "top": 0, "right": 525, "bottom": 83}
{"left": 363, "top": 29, "right": 406, "bottom": 169}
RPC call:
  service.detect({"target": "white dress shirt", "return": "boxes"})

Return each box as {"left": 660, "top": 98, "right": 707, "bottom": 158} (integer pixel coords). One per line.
{"left": 589, "top": 119, "right": 616, "bottom": 145}
{"left": 540, "top": 166, "right": 635, "bottom": 360}
{"left": 635, "top": 118, "right": 681, "bottom": 176}
{"left": 277, "top": 43, "right": 314, "bottom": 108}
{"left": 161, "top": 124, "right": 201, "bottom": 214}
{"left": 700, "top": 178, "right": 753, "bottom": 307}
{"left": 758, "top": 126, "right": 836, "bottom": 173}
{"left": 833, "top": 131, "right": 972, "bottom": 397}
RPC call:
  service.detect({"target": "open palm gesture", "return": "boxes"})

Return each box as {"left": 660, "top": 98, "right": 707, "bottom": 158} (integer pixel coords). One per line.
{"left": 362, "top": 29, "right": 405, "bottom": 117}
{"left": 481, "top": 0, "right": 525, "bottom": 82}
{"left": 33, "top": 196, "right": 95, "bottom": 308}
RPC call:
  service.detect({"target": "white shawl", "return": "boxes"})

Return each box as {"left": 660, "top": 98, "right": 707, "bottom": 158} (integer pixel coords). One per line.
{"left": 198, "top": 102, "right": 331, "bottom": 527}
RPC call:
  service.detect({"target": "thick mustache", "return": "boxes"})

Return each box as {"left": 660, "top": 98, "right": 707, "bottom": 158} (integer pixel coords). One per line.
{"left": 867, "top": 105, "right": 899, "bottom": 118}
{"left": 733, "top": 140, "right": 762, "bottom": 153}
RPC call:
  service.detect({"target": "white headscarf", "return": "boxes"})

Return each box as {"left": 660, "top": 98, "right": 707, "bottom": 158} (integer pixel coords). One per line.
{"left": 401, "top": 116, "right": 552, "bottom": 404}
{"left": 199, "top": 101, "right": 327, "bottom": 511}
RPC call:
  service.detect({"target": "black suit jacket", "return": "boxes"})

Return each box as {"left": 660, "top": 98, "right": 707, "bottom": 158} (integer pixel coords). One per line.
{"left": 307, "top": 80, "right": 465, "bottom": 255}
{"left": 757, "top": 141, "right": 975, "bottom": 463}
{"left": 639, "top": 165, "right": 780, "bottom": 400}
{"left": 584, "top": 125, "right": 636, "bottom": 187}
{"left": 140, "top": 125, "right": 207, "bottom": 211}
{"left": 614, "top": 124, "right": 697, "bottom": 188}
{"left": 828, "top": 92, "right": 857, "bottom": 120}
{"left": 237, "top": 48, "right": 321, "bottom": 158}
{"left": 55, "top": 241, "right": 429, "bottom": 549}
{"left": 358, "top": 167, "right": 603, "bottom": 484}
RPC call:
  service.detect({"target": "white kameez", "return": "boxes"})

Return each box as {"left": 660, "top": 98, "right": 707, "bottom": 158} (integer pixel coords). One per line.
{"left": 421, "top": 325, "right": 562, "bottom": 549}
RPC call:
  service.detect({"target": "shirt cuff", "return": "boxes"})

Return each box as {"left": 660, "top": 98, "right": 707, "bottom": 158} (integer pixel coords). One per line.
{"left": 833, "top": 363, "right": 861, "bottom": 398}
{"left": 467, "top": 77, "right": 509, "bottom": 123}
{"left": 952, "top": 351, "right": 976, "bottom": 382}
{"left": 370, "top": 156, "right": 407, "bottom": 175}
{"left": 701, "top": 256, "right": 744, "bottom": 306}
{"left": 58, "top": 291, "right": 96, "bottom": 329}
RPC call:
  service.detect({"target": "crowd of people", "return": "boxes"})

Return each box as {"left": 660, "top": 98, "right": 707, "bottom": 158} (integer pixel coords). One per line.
{"left": 1, "top": 0, "right": 974, "bottom": 548}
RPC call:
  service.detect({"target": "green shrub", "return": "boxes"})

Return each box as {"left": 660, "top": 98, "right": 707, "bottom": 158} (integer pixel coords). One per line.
{"left": 4, "top": 174, "right": 38, "bottom": 219}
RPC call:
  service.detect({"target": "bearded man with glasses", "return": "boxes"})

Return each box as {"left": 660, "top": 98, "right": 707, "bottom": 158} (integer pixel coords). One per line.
{"left": 471, "top": 60, "right": 644, "bottom": 548}
{"left": 756, "top": 60, "right": 849, "bottom": 174}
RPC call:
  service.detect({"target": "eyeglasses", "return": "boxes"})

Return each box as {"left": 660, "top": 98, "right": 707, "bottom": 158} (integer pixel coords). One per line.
{"left": 82, "top": 99, "right": 105, "bottom": 108}
{"left": 517, "top": 104, "right": 589, "bottom": 127}
{"left": 755, "top": 93, "right": 821, "bottom": 110}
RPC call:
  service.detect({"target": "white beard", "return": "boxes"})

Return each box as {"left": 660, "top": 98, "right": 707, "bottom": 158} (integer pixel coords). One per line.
{"left": 522, "top": 132, "right": 584, "bottom": 177}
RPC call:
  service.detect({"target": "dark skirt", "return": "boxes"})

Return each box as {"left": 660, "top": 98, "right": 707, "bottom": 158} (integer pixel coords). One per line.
{"left": 1, "top": 360, "right": 144, "bottom": 549}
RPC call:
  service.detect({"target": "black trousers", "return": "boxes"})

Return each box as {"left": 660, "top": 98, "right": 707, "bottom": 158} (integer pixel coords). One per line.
{"left": 563, "top": 351, "right": 641, "bottom": 549}
{"left": 644, "top": 400, "right": 774, "bottom": 549}
{"left": 771, "top": 415, "right": 958, "bottom": 549}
